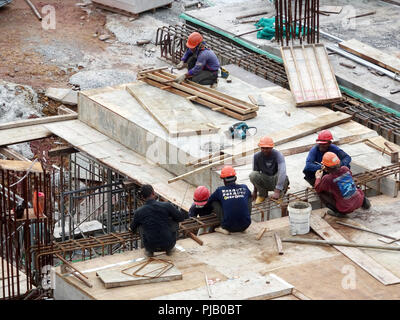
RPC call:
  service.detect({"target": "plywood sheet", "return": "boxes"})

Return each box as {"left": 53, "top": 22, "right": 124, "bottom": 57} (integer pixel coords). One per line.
{"left": 0, "top": 125, "right": 52, "bottom": 147}
{"left": 281, "top": 44, "right": 342, "bottom": 107}
{"left": 310, "top": 213, "right": 400, "bottom": 285}
{"left": 339, "top": 39, "right": 400, "bottom": 74}
{"left": 92, "top": 0, "right": 172, "bottom": 15}
{"left": 0, "top": 159, "right": 43, "bottom": 173}
{"left": 319, "top": 5, "right": 343, "bottom": 13}
{"left": 126, "top": 82, "right": 219, "bottom": 137}
{"left": 154, "top": 273, "right": 293, "bottom": 300}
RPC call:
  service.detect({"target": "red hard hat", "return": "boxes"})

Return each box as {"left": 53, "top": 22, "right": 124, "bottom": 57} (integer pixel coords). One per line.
{"left": 321, "top": 152, "right": 340, "bottom": 167}
{"left": 220, "top": 166, "right": 236, "bottom": 179}
{"left": 186, "top": 32, "right": 203, "bottom": 49}
{"left": 258, "top": 136, "right": 274, "bottom": 148}
{"left": 316, "top": 130, "right": 333, "bottom": 144}
{"left": 193, "top": 186, "right": 210, "bottom": 206}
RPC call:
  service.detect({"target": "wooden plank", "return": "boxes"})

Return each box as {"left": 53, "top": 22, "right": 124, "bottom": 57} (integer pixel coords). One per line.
{"left": 319, "top": 5, "right": 342, "bottom": 14}
{"left": 310, "top": 213, "right": 400, "bottom": 285}
{"left": 0, "top": 114, "right": 77, "bottom": 130}
{"left": 0, "top": 125, "right": 53, "bottom": 147}
{"left": 92, "top": 0, "right": 172, "bottom": 15}
{"left": 48, "top": 146, "right": 79, "bottom": 157}
{"left": 281, "top": 44, "right": 342, "bottom": 107}
{"left": 168, "top": 112, "right": 351, "bottom": 183}
{"left": 256, "top": 227, "right": 267, "bottom": 240}
{"left": 126, "top": 82, "right": 219, "bottom": 137}
{"left": 274, "top": 233, "right": 284, "bottom": 255}
{"left": 97, "top": 264, "right": 182, "bottom": 288}
{"left": 0, "top": 159, "right": 43, "bottom": 173}
{"left": 339, "top": 39, "right": 400, "bottom": 74}
{"left": 292, "top": 288, "right": 312, "bottom": 300}
{"left": 58, "top": 105, "right": 77, "bottom": 115}
{"left": 0, "top": 147, "right": 30, "bottom": 161}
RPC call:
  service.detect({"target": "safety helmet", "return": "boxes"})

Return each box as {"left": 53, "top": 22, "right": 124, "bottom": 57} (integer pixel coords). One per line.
{"left": 316, "top": 130, "right": 333, "bottom": 144}
{"left": 193, "top": 186, "right": 210, "bottom": 206}
{"left": 186, "top": 32, "right": 203, "bottom": 49}
{"left": 258, "top": 136, "right": 274, "bottom": 148}
{"left": 220, "top": 166, "right": 236, "bottom": 179}
{"left": 321, "top": 152, "right": 340, "bottom": 167}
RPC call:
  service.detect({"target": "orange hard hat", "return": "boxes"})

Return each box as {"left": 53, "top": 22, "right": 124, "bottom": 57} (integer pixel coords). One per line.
{"left": 220, "top": 166, "right": 236, "bottom": 179}
{"left": 321, "top": 152, "right": 340, "bottom": 167}
{"left": 316, "top": 130, "right": 333, "bottom": 144}
{"left": 258, "top": 136, "right": 274, "bottom": 148}
{"left": 193, "top": 186, "right": 210, "bottom": 206}
{"left": 186, "top": 32, "right": 203, "bottom": 49}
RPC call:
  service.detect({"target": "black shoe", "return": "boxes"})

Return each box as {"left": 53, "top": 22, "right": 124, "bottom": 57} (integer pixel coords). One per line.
{"left": 326, "top": 209, "right": 347, "bottom": 218}
{"left": 145, "top": 250, "right": 154, "bottom": 257}
{"left": 166, "top": 248, "right": 175, "bottom": 256}
{"left": 362, "top": 197, "right": 371, "bottom": 210}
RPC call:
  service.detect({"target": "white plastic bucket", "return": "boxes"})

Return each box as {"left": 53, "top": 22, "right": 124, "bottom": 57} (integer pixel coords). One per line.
{"left": 288, "top": 201, "right": 312, "bottom": 235}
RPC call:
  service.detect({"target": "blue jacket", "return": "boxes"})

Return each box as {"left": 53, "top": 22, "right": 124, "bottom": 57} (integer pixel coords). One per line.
{"left": 208, "top": 183, "right": 251, "bottom": 232}
{"left": 303, "top": 144, "right": 351, "bottom": 175}
{"left": 181, "top": 43, "right": 220, "bottom": 76}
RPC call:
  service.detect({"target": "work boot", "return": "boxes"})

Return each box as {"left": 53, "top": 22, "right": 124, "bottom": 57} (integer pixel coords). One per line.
{"left": 255, "top": 196, "right": 266, "bottom": 205}
{"left": 362, "top": 196, "right": 371, "bottom": 210}
{"left": 166, "top": 248, "right": 175, "bottom": 256}
{"left": 326, "top": 209, "right": 347, "bottom": 218}
{"left": 144, "top": 249, "right": 154, "bottom": 257}
{"left": 215, "top": 227, "right": 230, "bottom": 235}
{"left": 210, "top": 82, "right": 218, "bottom": 89}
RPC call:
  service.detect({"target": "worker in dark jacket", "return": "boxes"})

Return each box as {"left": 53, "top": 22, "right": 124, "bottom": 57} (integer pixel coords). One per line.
{"left": 188, "top": 186, "right": 213, "bottom": 218}
{"left": 175, "top": 32, "right": 220, "bottom": 87}
{"left": 130, "top": 185, "right": 185, "bottom": 257}
{"left": 303, "top": 130, "right": 351, "bottom": 186}
{"left": 208, "top": 166, "right": 252, "bottom": 235}
{"left": 315, "top": 152, "right": 370, "bottom": 218}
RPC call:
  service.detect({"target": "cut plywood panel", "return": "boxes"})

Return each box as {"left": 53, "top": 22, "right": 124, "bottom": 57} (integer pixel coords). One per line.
{"left": 0, "top": 125, "right": 53, "bottom": 147}
{"left": 319, "top": 5, "right": 343, "bottom": 14}
{"left": 310, "top": 213, "right": 400, "bottom": 285}
{"left": 126, "top": 82, "right": 219, "bottom": 137}
{"left": 281, "top": 44, "right": 342, "bottom": 107}
{"left": 97, "top": 264, "right": 182, "bottom": 289}
{"left": 339, "top": 39, "right": 400, "bottom": 74}
{"left": 154, "top": 273, "right": 293, "bottom": 300}
{"left": 0, "top": 159, "right": 43, "bottom": 173}
{"left": 92, "top": 0, "right": 172, "bottom": 16}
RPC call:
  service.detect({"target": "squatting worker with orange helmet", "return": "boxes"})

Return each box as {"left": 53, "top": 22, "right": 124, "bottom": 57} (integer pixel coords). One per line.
{"left": 207, "top": 166, "right": 252, "bottom": 235}
{"left": 175, "top": 32, "right": 220, "bottom": 87}
{"left": 315, "top": 152, "right": 371, "bottom": 218}
{"left": 189, "top": 186, "right": 213, "bottom": 218}
{"left": 249, "top": 136, "right": 289, "bottom": 204}
{"left": 303, "top": 129, "right": 351, "bottom": 186}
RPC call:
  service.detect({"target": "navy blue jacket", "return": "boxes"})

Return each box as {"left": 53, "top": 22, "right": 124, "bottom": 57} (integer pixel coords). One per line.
{"left": 188, "top": 202, "right": 213, "bottom": 218}
{"left": 303, "top": 144, "right": 351, "bottom": 176}
{"left": 208, "top": 184, "right": 251, "bottom": 232}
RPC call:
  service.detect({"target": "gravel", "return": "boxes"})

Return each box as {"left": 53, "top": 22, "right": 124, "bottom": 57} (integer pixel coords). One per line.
{"left": 68, "top": 69, "right": 137, "bottom": 90}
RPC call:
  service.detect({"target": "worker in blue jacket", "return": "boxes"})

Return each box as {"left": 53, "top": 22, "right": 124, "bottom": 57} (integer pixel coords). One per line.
{"left": 303, "top": 130, "right": 352, "bottom": 186}
{"left": 175, "top": 32, "right": 220, "bottom": 87}
{"left": 207, "top": 166, "right": 252, "bottom": 235}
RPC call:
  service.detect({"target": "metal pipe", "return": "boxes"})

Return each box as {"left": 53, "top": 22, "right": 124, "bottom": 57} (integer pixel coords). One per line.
{"left": 24, "top": 0, "right": 42, "bottom": 21}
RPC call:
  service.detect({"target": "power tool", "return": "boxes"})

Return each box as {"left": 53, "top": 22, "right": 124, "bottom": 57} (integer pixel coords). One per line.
{"left": 229, "top": 122, "right": 257, "bottom": 140}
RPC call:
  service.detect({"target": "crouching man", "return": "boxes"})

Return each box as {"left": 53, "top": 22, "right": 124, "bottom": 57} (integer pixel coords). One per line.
{"left": 130, "top": 185, "right": 185, "bottom": 257}
{"left": 315, "top": 152, "right": 371, "bottom": 218}
{"left": 208, "top": 166, "right": 252, "bottom": 235}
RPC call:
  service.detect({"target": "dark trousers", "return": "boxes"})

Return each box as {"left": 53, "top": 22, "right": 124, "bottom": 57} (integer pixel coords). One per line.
{"left": 317, "top": 191, "right": 340, "bottom": 213}
{"left": 211, "top": 200, "right": 252, "bottom": 232}
{"left": 187, "top": 56, "right": 218, "bottom": 85}
{"left": 138, "top": 220, "right": 178, "bottom": 253}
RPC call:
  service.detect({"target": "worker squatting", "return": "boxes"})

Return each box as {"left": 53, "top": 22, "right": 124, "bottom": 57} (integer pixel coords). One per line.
{"left": 129, "top": 129, "right": 371, "bottom": 257}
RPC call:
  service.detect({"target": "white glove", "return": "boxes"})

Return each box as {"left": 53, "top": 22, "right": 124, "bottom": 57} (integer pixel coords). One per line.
{"left": 177, "top": 61, "right": 185, "bottom": 70}
{"left": 174, "top": 73, "right": 187, "bottom": 84}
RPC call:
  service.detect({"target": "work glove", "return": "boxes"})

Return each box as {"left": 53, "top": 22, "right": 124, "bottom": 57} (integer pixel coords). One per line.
{"left": 315, "top": 169, "right": 323, "bottom": 180}
{"left": 174, "top": 73, "right": 187, "bottom": 84}
{"left": 176, "top": 61, "right": 186, "bottom": 70}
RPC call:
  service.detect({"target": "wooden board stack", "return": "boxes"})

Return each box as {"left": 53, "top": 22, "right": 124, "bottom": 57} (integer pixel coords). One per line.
{"left": 137, "top": 68, "right": 259, "bottom": 120}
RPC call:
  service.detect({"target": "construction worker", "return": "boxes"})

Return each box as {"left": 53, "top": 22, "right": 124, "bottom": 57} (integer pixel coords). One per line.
{"left": 249, "top": 136, "right": 289, "bottom": 204}
{"left": 303, "top": 130, "right": 351, "bottom": 186}
{"left": 175, "top": 31, "right": 220, "bottom": 87}
{"left": 189, "top": 186, "right": 213, "bottom": 218}
{"left": 315, "top": 152, "right": 371, "bottom": 218}
{"left": 207, "top": 166, "right": 252, "bottom": 235}
{"left": 130, "top": 184, "right": 185, "bottom": 257}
